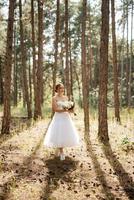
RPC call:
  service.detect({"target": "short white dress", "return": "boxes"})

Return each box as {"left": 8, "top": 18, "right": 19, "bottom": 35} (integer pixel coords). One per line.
{"left": 44, "top": 100, "right": 80, "bottom": 148}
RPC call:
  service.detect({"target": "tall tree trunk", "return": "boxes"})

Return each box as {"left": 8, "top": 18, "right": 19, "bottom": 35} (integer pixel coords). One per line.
{"left": 1, "top": 0, "right": 16, "bottom": 134}
{"left": 128, "top": 2, "right": 133, "bottom": 109}
{"left": 87, "top": 5, "right": 92, "bottom": 91}
{"left": 53, "top": 0, "right": 60, "bottom": 96}
{"left": 126, "top": 1, "right": 129, "bottom": 107}
{"left": 94, "top": 45, "right": 99, "bottom": 88}
{"left": 19, "top": 0, "right": 32, "bottom": 119}
{"left": 69, "top": 23, "right": 73, "bottom": 100}
{"left": 65, "top": 0, "right": 70, "bottom": 98}
{"left": 60, "top": 36, "right": 65, "bottom": 84}
{"left": 28, "top": 51, "right": 32, "bottom": 107}
{"left": 31, "top": 0, "right": 37, "bottom": 119}
{"left": 120, "top": 0, "right": 125, "bottom": 107}
{"left": 34, "top": 0, "right": 44, "bottom": 119}
{"left": 98, "top": 0, "right": 109, "bottom": 142}
{"left": 111, "top": 0, "right": 120, "bottom": 122}
{"left": 81, "top": 0, "right": 90, "bottom": 137}
{"left": 0, "top": 57, "right": 3, "bottom": 105}
{"left": 74, "top": 64, "right": 82, "bottom": 107}
{"left": 13, "top": 21, "right": 18, "bottom": 106}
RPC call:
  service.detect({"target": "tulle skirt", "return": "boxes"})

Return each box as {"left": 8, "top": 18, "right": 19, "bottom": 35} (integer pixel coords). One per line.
{"left": 44, "top": 112, "right": 80, "bottom": 148}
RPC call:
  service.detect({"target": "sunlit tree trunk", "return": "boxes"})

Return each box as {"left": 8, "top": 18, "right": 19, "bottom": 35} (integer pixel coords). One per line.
{"left": 120, "top": 0, "right": 125, "bottom": 107}
{"left": 111, "top": 0, "right": 120, "bottom": 122}
{"left": 126, "top": 1, "right": 129, "bottom": 107}
{"left": 87, "top": 4, "right": 92, "bottom": 90}
{"left": 1, "top": 0, "right": 16, "bottom": 134}
{"left": 81, "top": 0, "right": 90, "bottom": 137}
{"left": 69, "top": 23, "right": 73, "bottom": 100}
{"left": 28, "top": 51, "right": 32, "bottom": 107}
{"left": 94, "top": 44, "right": 99, "bottom": 88}
{"left": 34, "top": 0, "right": 44, "bottom": 119}
{"left": 98, "top": 0, "right": 109, "bottom": 142}
{"left": 53, "top": 0, "right": 60, "bottom": 96}
{"left": 60, "top": 36, "right": 65, "bottom": 84}
{"left": 74, "top": 64, "right": 82, "bottom": 107}
{"left": 0, "top": 57, "right": 4, "bottom": 105}
{"left": 31, "top": 0, "right": 37, "bottom": 119}
{"left": 13, "top": 21, "right": 18, "bottom": 106}
{"left": 128, "top": 2, "right": 133, "bottom": 109}
{"left": 19, "top": 0, "right": 32, "bottom": 119}
{"left": 65, "top": 0, "right": 70, "bottom": 98}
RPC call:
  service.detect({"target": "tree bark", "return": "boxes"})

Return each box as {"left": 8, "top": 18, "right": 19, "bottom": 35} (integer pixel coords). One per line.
{"left": 87, "top": 5, "right": 92, "bottom": 91}
{"left": 28, "top": 51, "right": 32, "bottom": 107}
{"left": 74, "top": 64, "right": 82, "bottom": 107}
{"left": 69, "top": 23, "right": 73, "bottom": 100}
{"left": 126, "top": 1, "right": 129, "bottom": 107}
{"left": 65, "top": 0, "right": 70, "bottom": 98}
{"left": 19, "top": 0, "right": 32, "bottom": 119}
{"left": 128, "top": 2, "right": 133, "bottom": 109}
{"left": 13, "top": 21, "right": 18, "bottom": 106}
{"left": 31, "top": 0, "right": 37, "bottom": 119}
{"left": 111, "top": 0, "right": 120, "bottom": 122}
{"left": 60, "top": 36, "right": 65, "bottom": 84}
{"left": 81, "top": 0, "right": 90, "bottom": 137}
{"left": 0, "top": 57, "right": 3, "bottom": 105}
{"left": 53, "top": 0, "right": 60, "bottom": 96}
{"left": 98, "top": 0, "right": 109, "bottom": 142}
{"left": 34, "top": 0, "right": 44, "bottom": 119}
{"left": 120, "top": 0, "right": 125, "bottom": 107}
{"left": 1, "top": 0, "right": 16, "bottom": 134}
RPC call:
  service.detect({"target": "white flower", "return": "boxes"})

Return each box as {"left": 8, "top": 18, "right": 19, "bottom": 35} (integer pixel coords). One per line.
{"left": 57, "top": 101, "right": 74, "bottom": 110}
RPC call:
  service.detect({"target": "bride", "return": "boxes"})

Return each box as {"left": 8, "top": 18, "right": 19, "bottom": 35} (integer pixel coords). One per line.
{"left": 44, "top": 83, "right": 80, "bottom": 160}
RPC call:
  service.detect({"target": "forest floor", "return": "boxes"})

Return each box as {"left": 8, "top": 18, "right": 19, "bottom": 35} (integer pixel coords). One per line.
{"left": 0, "top": 112, "right": 134, "bottom": 200}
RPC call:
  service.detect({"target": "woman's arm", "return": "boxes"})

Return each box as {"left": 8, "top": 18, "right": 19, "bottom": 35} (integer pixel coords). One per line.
{"left": 52, "top": 97, "right": 68, "bottom": 113}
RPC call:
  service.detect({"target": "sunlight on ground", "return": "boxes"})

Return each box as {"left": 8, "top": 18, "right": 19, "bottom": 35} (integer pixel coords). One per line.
{"left": 0, "top": 111, "right": 134, "bottom": 200}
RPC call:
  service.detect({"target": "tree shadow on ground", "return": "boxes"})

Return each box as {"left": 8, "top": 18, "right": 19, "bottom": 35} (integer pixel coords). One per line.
{"left": 0, "top": 117, "right": 33, "bottom": 145}
{"left": 102, "top": 141, "right": 134, "bottom": 200}
{"left": 85, "top": 137, "right": 116, "bottom": 200}
{"left": 0, "top": 132, "right": 44, "bottom": 200}
{"left": 42, "top": 156, "right": 79, "bottom": 200}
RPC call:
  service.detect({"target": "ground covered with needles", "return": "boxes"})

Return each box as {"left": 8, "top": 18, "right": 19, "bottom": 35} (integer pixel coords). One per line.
{"left": 0, "top": 113, "right": 134, "bottom": 200}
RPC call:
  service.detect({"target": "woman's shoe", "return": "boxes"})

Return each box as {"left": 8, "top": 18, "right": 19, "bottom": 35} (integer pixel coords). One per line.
{"left": 60, "top": 153, "right": 65, "bottom": 161}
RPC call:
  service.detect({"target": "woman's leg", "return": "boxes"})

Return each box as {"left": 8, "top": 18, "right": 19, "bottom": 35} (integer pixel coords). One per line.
{"left": 59, "top": 147, "right": 63, "bottom": 154}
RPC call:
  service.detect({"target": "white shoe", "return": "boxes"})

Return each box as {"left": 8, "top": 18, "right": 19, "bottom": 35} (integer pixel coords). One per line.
{"left": 60, "top": 153, "right": 65, "bottom": 161}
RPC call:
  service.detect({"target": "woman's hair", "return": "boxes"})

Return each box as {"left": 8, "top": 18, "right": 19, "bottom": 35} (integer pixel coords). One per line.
{"left": 55, "top": 83, "right": 64, "bottom": 92}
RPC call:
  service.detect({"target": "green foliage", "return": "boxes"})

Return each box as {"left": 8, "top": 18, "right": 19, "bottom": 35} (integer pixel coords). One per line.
{"left": 121, "top": 136, "right": 134, "bottom": 152}
{"left": 122, "top": 136, "right": 129, "bottom": 144}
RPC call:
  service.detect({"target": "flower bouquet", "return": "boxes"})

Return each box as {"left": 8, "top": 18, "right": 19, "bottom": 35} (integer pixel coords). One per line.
{"left": 57, "top": 100, "right": 76, "bottom": 114}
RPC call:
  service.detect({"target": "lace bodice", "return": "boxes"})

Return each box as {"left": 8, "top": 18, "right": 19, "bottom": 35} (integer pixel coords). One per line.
{"left": 56, "top": 100, "right": 66, "bottom": 109}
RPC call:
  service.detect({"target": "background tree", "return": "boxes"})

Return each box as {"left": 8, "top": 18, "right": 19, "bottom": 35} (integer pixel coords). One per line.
{"left": 34, "top": 0, "right": 44, "bottom": 119}
{"left": 65, "top": 0, "right": 71, "bottom": 99}
{"left": 19, "top": 0, "right": 32, "bottom": 119}
{"left": 98, "top": 0, "right": 109, "bottom": 142}
{"left": 1, "top": 0, "right": 16, "bottom": 134}
{"left": 81, "top": 0, "right": 90, "bottom": 137}
{"left": 31, "top": 0, "right": 37, "bottom": 119}
{"left": 0, "top": 0, "right": 134, "bottom": 134}
{"left": 111, "top": 0, "right": 120, "bottom": 122}
{"left": 53, "top": 0, "right": 60, "bottom": 96}
{"left": 128, "top": 1, "right": 133, "bottom": 109}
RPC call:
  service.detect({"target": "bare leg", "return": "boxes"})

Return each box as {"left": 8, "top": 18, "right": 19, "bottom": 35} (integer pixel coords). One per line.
{"left": 59, "top": 147, "right": 65, "bottom": 160}
{"left": 59, "top": 147, "right": 63, "bottom": 154}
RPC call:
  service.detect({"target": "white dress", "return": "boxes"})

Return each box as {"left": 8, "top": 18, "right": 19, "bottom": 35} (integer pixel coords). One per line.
{"left": 44, "top": 100, "right": 80, "bottom": 148}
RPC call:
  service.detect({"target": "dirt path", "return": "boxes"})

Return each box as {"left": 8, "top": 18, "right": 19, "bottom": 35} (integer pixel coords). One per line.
{"left": 0, "top": 117, "right": 134, "bottom": 200}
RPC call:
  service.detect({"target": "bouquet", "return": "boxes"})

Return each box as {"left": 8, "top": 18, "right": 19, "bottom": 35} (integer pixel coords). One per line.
{"left": 57, "top": 100, "right": 76, "bottom": 114}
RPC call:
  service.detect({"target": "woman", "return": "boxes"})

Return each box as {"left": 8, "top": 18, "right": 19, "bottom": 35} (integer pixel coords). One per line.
{"left": 44, "top": 83, "right": 80, "bottom": 160}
